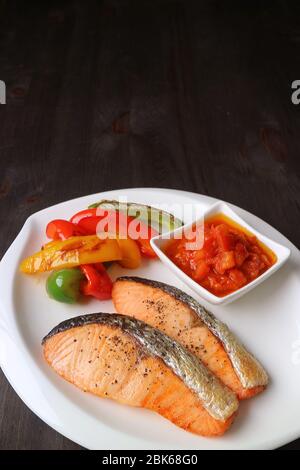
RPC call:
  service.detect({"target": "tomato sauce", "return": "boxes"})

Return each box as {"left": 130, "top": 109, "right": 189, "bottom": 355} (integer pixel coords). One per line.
{"left": 165, "top": 214, "right": 276, "bottom": 297}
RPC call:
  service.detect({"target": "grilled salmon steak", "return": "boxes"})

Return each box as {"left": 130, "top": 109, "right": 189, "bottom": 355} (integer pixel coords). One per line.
{"left": 43, "top": 313, "right": 238, "bottom": 437}
{"left": 112, "top": 277, "right": 268, "bottom": 400}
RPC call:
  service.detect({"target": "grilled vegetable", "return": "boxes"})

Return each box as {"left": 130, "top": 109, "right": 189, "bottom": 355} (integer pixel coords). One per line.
{"left": 80, "top": 264, "right": 113, "bottom": 300}
{"left": 70, "top": 208, "right": 157, "bottom": 258}
{"left": 117, "top": 237, "right": 141, "bottom": 269}
{"left": 46, "top": 219, "right": 87, "bottom": 240}
{"left": 87, "top": 199, "right": 183, "bottom": 234}
{"left": 43, "top": 313, "right": 238, "bottom": 436}
{"left": 20, "top": 236, "right": 122, "bottom": 274}
{"left": 46, "top": 268, "right": 84, "bottom": 303}
{"left": 112, "top": 277, "right": 269, "bottom": 399}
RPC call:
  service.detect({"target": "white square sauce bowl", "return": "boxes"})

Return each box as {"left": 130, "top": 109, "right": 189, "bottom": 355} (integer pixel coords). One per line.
{"left": 150, "top": 201, "right": 291, "bottom": 305}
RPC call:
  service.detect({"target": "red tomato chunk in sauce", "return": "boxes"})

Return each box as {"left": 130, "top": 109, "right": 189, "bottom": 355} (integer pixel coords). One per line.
{"left": 165, "top": 214, "right": 276, "bottom": 297}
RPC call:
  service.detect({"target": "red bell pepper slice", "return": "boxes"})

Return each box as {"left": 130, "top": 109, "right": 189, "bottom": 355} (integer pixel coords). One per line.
{"left": 80, "top": 264, "right": 113, "bottom": 300}
{"left": 136, "top": 238, "right": 157, "bottom": 258}
{"left": 71, "top": 209, "right": 128, "bottom": 235}
{"left": 70, "top": 209, "right": 98, "bottom": 225}
{"left": 76, "top": 217, "right": 103, "bottom": 235}
{"left": 46, "top": 219, "right": 87, "bottom": 240}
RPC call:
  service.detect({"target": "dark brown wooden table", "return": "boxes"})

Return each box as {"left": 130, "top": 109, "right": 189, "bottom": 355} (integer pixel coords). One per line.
{"left": 0, "top": 0, "right": 299, "bottom": 450}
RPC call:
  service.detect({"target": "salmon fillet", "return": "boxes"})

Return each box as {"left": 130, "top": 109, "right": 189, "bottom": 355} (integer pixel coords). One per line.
{"left": 43, "top": 314, "right": 238, "bottom": 437}
{"left": 112, "top": 277, "right": 267, "bottom": 400}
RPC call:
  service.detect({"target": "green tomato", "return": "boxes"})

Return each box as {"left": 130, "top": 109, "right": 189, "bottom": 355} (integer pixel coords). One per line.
{"left": 46, "top": 268, "right": 84, "bottom": 303}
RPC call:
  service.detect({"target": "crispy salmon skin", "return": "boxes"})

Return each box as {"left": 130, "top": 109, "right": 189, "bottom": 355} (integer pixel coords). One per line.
{"left": 43, "top": 313, "right": 238, "bottom": 437}
{"left": 112, "top": 277, "right": 268, "bottom": 399}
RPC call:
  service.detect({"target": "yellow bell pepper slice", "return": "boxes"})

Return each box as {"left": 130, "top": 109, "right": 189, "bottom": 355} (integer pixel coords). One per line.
{"left": 44, "top": 235, "right": 141, "bottom": 269}
{"left": 20, "top": 235, "right": 122, "bottom": 274}
{"left": 117, "top": 237, "right": 141, "bottom": 269}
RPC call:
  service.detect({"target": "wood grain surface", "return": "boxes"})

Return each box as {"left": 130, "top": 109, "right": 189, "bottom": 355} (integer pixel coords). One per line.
{"left": 0, "top": 0, "right": 299, "bottom": 450}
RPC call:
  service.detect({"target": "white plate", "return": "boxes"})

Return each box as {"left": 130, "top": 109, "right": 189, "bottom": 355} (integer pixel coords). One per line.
{"left": 0, "top": 188, "right": 300, "bottom": 450}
